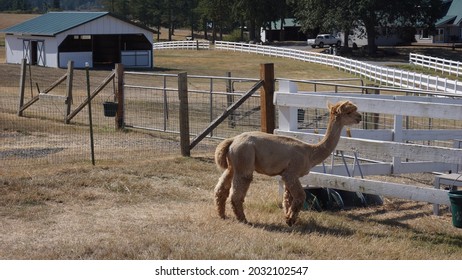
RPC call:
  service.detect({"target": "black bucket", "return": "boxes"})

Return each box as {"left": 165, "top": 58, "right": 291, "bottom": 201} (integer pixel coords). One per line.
{"left": 449, "top": 190, "right": 462, "bottom": 228}
{"left": 103, "top": 101, "right": 118, "bottom": 117}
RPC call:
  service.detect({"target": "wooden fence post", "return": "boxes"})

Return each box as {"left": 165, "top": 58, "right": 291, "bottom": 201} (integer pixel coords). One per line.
{"left": 225, "top": 72, "right": 234, "bottom": 127}
{"left": 65, "top": 60, "right": 74, "bottom": 123}
{"left": 260, "top": 63, "right": 275, "bottom": 133}
{"left": 178, "top": 72, "right": 190, "bottom": 157}
{"left": 17, "top": 59, "right": 27, "bottom": 116}
{"left": 115, "top": 63, "right": 124, "bottom": 129}
{"left": 364, "top": 84, "right": 380, "bottom": 129}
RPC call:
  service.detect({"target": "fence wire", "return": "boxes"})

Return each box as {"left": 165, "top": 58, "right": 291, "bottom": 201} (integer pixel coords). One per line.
{"left": 0, "top": 65, "right": 192, "bottom": 168}
{"left": 123, "top": 72, "right": 262, "bottom": 140}
{"left": 1, "top": 65, "right": 263, "bottom": 168}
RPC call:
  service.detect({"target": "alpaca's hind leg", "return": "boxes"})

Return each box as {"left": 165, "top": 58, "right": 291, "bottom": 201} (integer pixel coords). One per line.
{"left": 214, "top": 168, "right": 233, "bottom": 219}
{"left": 282, "top": 177, "right": 306, "bottom": 226}
{"left": 230, "top": 174, "right": 252, "bottom": 223}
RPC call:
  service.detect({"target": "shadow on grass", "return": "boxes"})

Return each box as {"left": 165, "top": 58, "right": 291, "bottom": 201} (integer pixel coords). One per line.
{"left": 345, "top": 201, "right": 428, "bottom": 230}
{"left": 251, "top": 218, "right": 356, "bottom": 237}
{"left": 345, "top": 204, "right": 462, "bottom": 249}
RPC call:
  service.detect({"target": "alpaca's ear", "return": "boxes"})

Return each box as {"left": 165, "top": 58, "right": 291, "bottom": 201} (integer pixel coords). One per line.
{"left": 337, "top": 100, "right": 354, "bottom": 113}
{"left": 327, "top": 101, "right": 335, "bottom": 114}
{"left": 338, "top": 100, "right": 349, "bottom": 110}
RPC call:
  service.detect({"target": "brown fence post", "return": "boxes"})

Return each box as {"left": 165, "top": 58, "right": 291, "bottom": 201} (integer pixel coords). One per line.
{"left": 65, "top": 60, "right": 74, "bottom": 123}
{"left": 178, "top": 72, "right": 190, "bottom": 157}
{"left": 225, "top": 72, "right": 235, "bottom": 127}
{"left": 260, "top": 63, "right": 275, "bottom": 133}
{"left": 115, "top": 63, "right": 124, "bottom": 129}
{"left": 365, "top": 84, "right": 380, "bottom": 129}
{"left": 17, "top": 59, "right": 27, "bottom": 116}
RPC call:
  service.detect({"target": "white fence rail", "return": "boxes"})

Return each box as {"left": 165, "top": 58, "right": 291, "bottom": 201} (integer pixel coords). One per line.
{"left": 274, "top": 80, "right": 462, "bottom": 210}
{"left": 215, "top": 41, "right": 462, "bottom": 95}
{"left": 410, "top": 52, "right": 462, "bottom": 77}
{"left": 153, "top": 40, "right": 210, "bottom": 50}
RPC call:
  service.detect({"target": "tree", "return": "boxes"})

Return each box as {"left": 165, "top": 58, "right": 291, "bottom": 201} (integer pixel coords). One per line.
{"left": 198, "top": 0, "right": 233, "bottom": 42}
{"left": 101, "top": 0, "right": 130, "bottom": 16}
{"left": 292, "top": 0, "right": 445, "bottom": 54}
{"left": 232, "top": 0, "right": 290, "bottom": 42}
{"left": 51, "top": 0, "right": 59, "bottom": 10}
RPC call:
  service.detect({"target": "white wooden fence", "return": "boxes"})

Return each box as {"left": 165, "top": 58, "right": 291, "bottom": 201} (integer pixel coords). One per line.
{"left": 153, "top": 40, "right": 210, "bottom": 50}
{"left": 410, "top": 52, "right": 462, "bottom": 77}
{"left": 215, "top": 41, "right": 462, "bottom": 95}
{"left": 274, "top": 80, "right": 462, "bottom": 209}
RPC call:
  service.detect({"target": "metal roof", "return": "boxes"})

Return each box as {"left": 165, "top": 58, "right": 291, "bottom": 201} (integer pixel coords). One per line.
{"left": 436, "top": 0, "right": 462, "bottom": 26}
{"left": 1, "top": 12, "right": 109, "bottom": 36}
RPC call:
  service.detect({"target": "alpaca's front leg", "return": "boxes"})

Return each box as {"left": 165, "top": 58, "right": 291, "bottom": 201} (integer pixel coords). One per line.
{"left": 282, "top": 177, "right": 306, "bottom": 226}
{"left": 283, "top": 188, "right": 293, "bottom": 216}
{"left": 214, "top": 168, "right": 233, "bottom": 219}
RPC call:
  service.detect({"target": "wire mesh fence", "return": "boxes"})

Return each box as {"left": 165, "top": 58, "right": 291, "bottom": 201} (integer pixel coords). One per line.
{"left": 0, "top": 64, "right": 198, "bottom": 168}
{"left": 123, "top": 72, "right": 262, "bottom": 139}
{"left": 1, "top": 64, "right": 263, "bottom": 168}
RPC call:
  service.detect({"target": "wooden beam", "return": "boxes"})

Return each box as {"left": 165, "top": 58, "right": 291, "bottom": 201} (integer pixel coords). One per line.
{"left": 189, "top": 80, "right": 264, "bottom": 150}
{"left": 65, "top": 60, "right": 74, "bottom": 124}
{"left": 17, "top": 59, "right": 27, "bottom": 116}
{"left": 40, "top": 74, "right": 67, "bottom": 94}
{"left": 178, "top": 72, "right": 190, "bottom": 157}
{"left": 260, "top": 63, "right": 275, "bottom": 133}
{"left": 66, "top": 72, "right": 115, "bottom": 123}
{"left": 115, "top": 64, "right": 124, "bottom": 129}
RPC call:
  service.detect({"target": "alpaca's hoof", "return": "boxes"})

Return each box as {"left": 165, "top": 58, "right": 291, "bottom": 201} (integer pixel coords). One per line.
{"left": 286, "top": 218, "right": 296, "bottom": 227}
{"left": 238, "top": 218, "right": 248, "bottom": 224}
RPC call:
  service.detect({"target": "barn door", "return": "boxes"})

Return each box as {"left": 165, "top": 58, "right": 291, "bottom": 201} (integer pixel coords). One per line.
{"left": 36, "top": 41, "right": 46, "bottom": 66}
{"left": 23, "top": 40, "right": 31, "bottom": 63}
{"left": 23, "top": 40, "right": 46, "bottom": 66}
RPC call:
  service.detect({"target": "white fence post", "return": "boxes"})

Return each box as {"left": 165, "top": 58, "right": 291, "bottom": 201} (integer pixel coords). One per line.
{"left": 277, "top": 80, "right": 298, "bottom": 131}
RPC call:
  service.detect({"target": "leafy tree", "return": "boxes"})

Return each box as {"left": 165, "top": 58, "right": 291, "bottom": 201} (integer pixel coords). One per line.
{"left": 292, "top": 0, "right": 445, "bottom": 54}
{"left": 198, "top": 0, "right": 233, "bottom": 41}
{"left": 233, "top": 0, "right": 290, "bottom": 42}
{"left": 51, "top": 0, "right": 59, "bottom": 9}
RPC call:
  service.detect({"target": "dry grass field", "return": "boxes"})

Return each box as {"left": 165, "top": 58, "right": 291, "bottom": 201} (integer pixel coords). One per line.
{"left": 1, "top": 14, "right": 462, "bottom": 260}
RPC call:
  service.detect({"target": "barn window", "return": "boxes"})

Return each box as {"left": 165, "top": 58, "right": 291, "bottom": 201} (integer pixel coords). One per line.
{"left": 59, "top": 35, "right": 92, "bottom": 52}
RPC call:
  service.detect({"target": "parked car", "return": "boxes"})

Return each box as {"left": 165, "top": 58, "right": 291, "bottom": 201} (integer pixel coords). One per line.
{"left": 307, "top": 34, "right": 341, "bottom": 48}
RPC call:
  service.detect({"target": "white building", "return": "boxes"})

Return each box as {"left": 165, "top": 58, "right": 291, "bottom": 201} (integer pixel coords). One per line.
{"left": 1, "top": 11, "right": 154, "bottom": 69}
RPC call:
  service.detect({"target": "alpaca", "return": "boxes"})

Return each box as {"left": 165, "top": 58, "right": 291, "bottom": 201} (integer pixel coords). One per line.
{"left": 214, "top": 100, "right": 362, "bottom": 226}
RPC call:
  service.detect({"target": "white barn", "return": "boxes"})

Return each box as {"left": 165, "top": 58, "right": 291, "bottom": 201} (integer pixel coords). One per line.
{"left": 1, "top": 12, "right": 154, "bottom": 69}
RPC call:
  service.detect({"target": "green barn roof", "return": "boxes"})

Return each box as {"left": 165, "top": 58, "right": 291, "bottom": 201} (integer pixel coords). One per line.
{"left": 2, "top": 12, "right": 110, "bottom": 36}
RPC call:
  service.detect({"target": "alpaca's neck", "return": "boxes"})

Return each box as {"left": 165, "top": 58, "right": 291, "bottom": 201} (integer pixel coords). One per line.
{"left": 310, "top": 116, "right": 344, "bottom": 166}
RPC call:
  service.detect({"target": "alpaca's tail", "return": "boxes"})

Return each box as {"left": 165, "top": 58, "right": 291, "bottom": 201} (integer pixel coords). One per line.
{"left": 214, "top": 137, "right": 233, "bottom": 170}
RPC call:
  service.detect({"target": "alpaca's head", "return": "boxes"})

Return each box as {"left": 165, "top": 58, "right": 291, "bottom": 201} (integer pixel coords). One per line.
{"left": 328, "top": 101, "right": 362, "bottom": 125}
